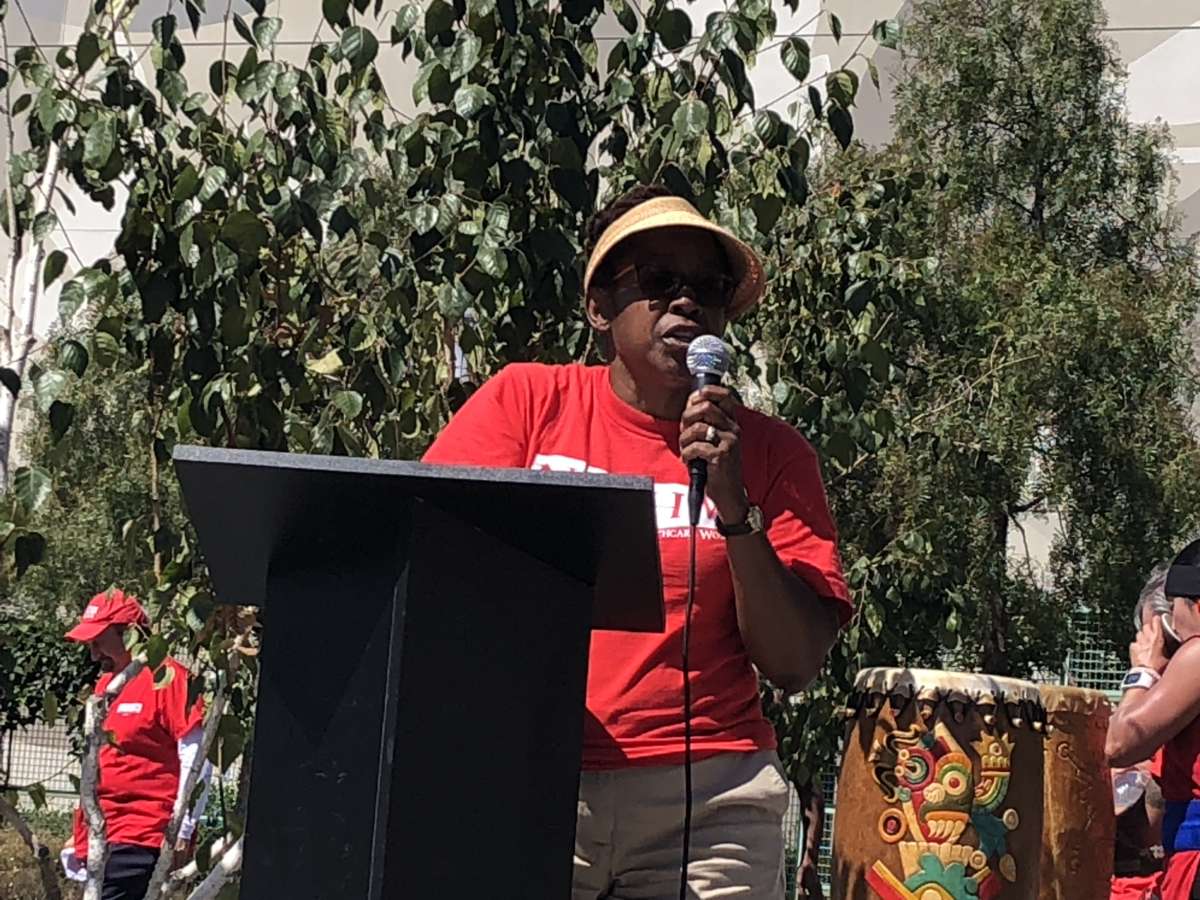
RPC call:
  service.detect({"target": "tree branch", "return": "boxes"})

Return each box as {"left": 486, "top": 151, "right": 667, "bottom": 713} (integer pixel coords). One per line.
{"left": 160, "top": 834, "right": 233, "bottom": 898}
{"left": 143, "top": 677, "right": 227, "bottom": 900}
{"left": 182, "top": 837, "right": 243, "bottom": 900}
{"left": 0, "top": 793, "right": 62, "bottom": 900}
{"left": 81, "top": 654, "right": 147, "bottom": 900}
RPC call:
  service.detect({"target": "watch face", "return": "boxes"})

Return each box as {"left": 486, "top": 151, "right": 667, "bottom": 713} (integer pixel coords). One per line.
{"left": 747, "top": 506, "right": 764, "bottom": 530}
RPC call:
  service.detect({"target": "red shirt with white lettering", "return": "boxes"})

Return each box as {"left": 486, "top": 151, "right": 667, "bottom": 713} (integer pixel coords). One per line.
{"left": 423, "top": 363, "right": 850, "bottom": 768}
{"left": 73, "top": 659, "right": 203, "bottom": 856}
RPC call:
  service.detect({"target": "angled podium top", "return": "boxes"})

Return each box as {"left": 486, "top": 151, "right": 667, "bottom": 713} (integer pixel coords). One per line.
{"left": 174, "top": 445, "right": 664, "bottom": 632}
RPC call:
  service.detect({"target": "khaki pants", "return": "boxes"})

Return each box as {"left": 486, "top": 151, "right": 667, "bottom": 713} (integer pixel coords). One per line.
{"left": 573, "top": 750, "right": 790, "bottom": 900}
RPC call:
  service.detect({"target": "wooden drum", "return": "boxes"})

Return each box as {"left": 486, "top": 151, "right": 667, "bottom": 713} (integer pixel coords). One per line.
{"left": 1036, "top": 685, "right": 1114, "bottom": 900}
{"left": 833, "top": 668, "right": 1046, "bottom": 900}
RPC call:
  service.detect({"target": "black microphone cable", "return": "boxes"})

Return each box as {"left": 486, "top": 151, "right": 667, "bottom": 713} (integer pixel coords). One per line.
{"left": 678, "top": 520, "right": 698, "bottom": 900}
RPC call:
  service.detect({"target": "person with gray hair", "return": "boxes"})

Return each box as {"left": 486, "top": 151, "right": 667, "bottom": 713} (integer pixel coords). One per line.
{"left": 1107, "top": 539, "right": 1200, "bottom": 900}
{"left": 1111, "top": 560, "right": 1170, "bottom": 899}
{"left": 1133, "top": 563, "right": 1173, "bottom": 633}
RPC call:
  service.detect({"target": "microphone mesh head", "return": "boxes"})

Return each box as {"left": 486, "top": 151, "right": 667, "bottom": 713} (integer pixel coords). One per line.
{"left": 686, "top": 335, "right": 731, "bottom": 378}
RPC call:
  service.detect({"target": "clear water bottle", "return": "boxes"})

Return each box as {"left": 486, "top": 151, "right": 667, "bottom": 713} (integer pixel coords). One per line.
{"left": 1113, "top": 767, "right": 1150, "bottom": 815}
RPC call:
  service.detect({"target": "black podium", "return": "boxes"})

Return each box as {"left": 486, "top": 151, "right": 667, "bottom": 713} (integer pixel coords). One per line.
{"left": 173, "top": 446, "right": 663, "bottom": 900}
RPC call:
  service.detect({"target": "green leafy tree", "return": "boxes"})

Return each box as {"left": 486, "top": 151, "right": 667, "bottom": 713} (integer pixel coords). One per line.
{"left": 760, "top": 0, "right": 1200, "bottom": 784}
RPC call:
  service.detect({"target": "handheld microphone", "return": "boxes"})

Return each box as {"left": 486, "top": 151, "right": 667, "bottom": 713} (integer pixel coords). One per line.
{"left": 685, "top": 335, "right": 731, "bottom": 527}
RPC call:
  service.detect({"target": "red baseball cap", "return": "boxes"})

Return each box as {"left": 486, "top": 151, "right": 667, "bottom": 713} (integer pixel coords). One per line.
{"left": 65, "top": 589, "right": 149, "bottom": 642}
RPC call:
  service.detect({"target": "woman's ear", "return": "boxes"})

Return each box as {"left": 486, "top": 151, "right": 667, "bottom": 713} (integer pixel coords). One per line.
{"left": 586, "top": 287, "right": 613, "bottom": 335}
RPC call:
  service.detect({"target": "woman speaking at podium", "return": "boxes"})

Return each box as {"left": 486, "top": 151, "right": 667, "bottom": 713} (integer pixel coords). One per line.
{"left": 424, "top": 184, "right": 851, "bottom": 900}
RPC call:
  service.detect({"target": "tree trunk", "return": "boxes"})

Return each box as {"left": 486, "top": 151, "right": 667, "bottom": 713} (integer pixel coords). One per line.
{"left": 82, "top": 656, "right": 146, "bottom": 900}
{"left": 142, "top": 681, "right": 226, "bottom": 900}
{"left": 981, "top": 503, "right": 1012, "bottom": 675}
{"left": 0, "top": 141, "right": 61, "bottom": 491}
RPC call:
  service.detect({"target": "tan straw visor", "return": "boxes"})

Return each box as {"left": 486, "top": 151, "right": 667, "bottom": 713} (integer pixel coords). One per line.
{"left": 583, "top": 196, "right": 766, "bottom": 319}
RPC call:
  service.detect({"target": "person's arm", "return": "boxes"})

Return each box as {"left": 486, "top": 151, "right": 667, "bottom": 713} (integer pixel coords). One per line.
{"left": 798, "top": 782, "right": 826, "bottom": 899}
{"left": 723, "top": 529, "right": 840, "bottom": 692}
{"left": 681, "top": 386, "right": 846, "bottom": 692}
{"left": 175, "top": 724, "right": 212, "bottom": 846}
{"left": 1106, "top": 618, "right": 1200, "bottom": 767}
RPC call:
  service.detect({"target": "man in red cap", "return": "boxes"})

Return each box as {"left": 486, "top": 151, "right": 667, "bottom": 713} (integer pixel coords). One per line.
{"left": 60, "top": 588, "right": 211, "bottom": 900}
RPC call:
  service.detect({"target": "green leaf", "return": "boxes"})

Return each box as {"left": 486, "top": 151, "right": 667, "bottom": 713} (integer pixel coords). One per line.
{"left": 158, "top": 68, "right": 188, "bottom": 107}
{"left": 83, "top": 116, "right": 117, "bottom": 169}
{"left": 42, "top": 693, "right": 58, "bottom": 727}
{"left": 32, "top": 210, "right": 56, "bottom": 242}
{"left": 828, "top": 103, "right": 854, "bottom": 148}
{"left": 826, "top": 69, "right": 858, "bottom": 107}
{"left": 453, "top": 84, "right": 490, "bottom": 118}
{"left": 59, "top": 278, "right": 85, "bottom": 321}
{"left": 872, "top": 18, "right": 901, "bottom": 50}
{"left": 220, "top": 210, "right": 269, "bottom": 255}
{"left": 829, "top": 11, "right": 842, "bottom": 42}
{"left": 43, "top": 250, "right": 67, "bottom": 292}
{"left": 36, "top": 90, "right": 75, "bottom": 132}
{"left": 33, "top": 368, "right": 68, "bottom": 414}
{"left": 655, "top": 9, "right": 692, "bottom": 51}
{"left": 253, "top": 16, "right": 282, "bottom": 50}
{"left": 612, "top": 0, "right": 637, "bottom": 32}
{"left": 76, "top": 32, "right": 100, "bottom": 75}
{"left": 781, "top": 38, "right": 810, "bottom": 82}
{"left": 672, "top": 97, "right": 709, "bottom": 138}
{"left": 425, "top": 0, "right": 456, "bottom": 39}
{"left": 199, "top": 166, "right": 228, "bottom": 202}
{"left": 340, "top": 27, "right": 379, "bottom": 71}
{"left": 306, "top": 349, "right": 344, "bottom": 375}
{"left": 186, "top": 591, "right": 215, "bottom": 632}
{"left": 449, "top": 30, "right": 481, "bottom": 80}
{"left": 232, "top": 12, "right": 256, "bottom": 45}
{"left": 209, "top": 61, "right": 236, "bottom": 95}
{"left": 0, "top": 367, "right": 19, "bottom": 397}
{"left": 13, "top": 466, "right": 52, "bottom": 514}
{"left": 155, "top": 13, "right": 177, "bottom": 48}
{"left": 331, "top": 390, "right": 364, "bottom": 419}
{"left": 323, "top": 0, "right": 350, "bottom": 26}
{"left": 145, "top": 635, "right": 169, "bottom": 671}
{"left": 392, "top": 4, "right": 421, "bottom": 43}
{"left": 411, "top": 203, "right": 439, "bottom": 234}
{"left": 867, "top": 57, "right": 880, "bottom": 93}
{"left": 49, "top": 400, "right": 74, "bottom": 443}
{"left": 27, "top": 783, "right": 47, "bottom": 810}
{"left": 751, "top": 195, "right": 783, "bottom": 233}
{"left": 60, "top": 339, "right": 89, "bottom": 376}
{"left": 92, "top": 331, "right": 120, "bottom": 368}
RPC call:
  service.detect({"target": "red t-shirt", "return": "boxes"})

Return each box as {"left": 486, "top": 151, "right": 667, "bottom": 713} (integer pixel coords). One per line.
{"left": 423, "top": 363, "right": 850, "bottom": 768}
{"left": 74, "top": 659, "right": 203, "bottom": 855}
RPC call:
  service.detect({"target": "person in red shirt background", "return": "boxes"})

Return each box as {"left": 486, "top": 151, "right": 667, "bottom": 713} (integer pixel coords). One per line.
{"left": 1108, "top": 540, "right": 1200, "bottom": 900}
{"left": 59, "top": 589, "right": 211, "bottom": 900}
{"left": 424, "top": 184, "right": 850, "bottom": 899}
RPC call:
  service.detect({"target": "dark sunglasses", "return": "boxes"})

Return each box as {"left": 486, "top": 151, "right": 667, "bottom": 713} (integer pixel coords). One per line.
{"left": 609, "top": 262, "right": 736, "bottom": 310}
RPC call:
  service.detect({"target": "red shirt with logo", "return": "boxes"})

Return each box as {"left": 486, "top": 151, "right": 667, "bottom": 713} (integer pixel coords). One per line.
{"left": 73, "top": 659, "right": 203, "bottom": 855}
{"left": 423, "top": 363, "right": 850, "bottom": 768}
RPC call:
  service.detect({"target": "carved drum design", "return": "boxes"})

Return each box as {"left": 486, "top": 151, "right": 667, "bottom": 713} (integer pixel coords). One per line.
{"left": 1036, "top": 685, "right": 1114, "bottom": 900}
{"left": 833, "top": 668, "right": 1046, "bottom": 900}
